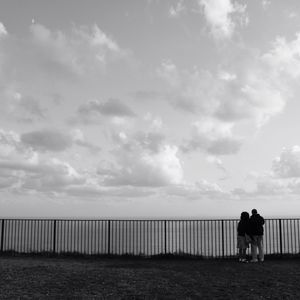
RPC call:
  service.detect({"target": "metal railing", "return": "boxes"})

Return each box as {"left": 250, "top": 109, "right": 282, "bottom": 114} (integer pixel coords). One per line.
{"left": 0, "top": 218, "right": 300, "bottom": 257}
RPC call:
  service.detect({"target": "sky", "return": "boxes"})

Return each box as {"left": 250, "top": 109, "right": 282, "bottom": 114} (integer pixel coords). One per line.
{"left": 1, "top": 0, "right": 300, "bottom": 218}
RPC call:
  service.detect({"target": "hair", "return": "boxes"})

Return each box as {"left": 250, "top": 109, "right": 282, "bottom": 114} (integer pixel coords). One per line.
{"left": 252, "top": 209, "right": 257, "bottom": 214}
{"left": 240, "top": 211, "right": 249, "bottom": 221}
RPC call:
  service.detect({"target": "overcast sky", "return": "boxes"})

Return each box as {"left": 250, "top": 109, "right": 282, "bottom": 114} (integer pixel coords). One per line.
{"left": 1, "top": 0, "right": 300, "bottom": 218}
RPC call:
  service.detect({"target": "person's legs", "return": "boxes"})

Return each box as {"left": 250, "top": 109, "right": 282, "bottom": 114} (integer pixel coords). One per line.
{"left": 238, "top": 248, "right": 247, "bottom": 262}
{"left": 251, "top": 236, "right": 258, "bottom": 262}
{"left": 238, "top": 248, "right": 243, "bottom": 261}
{"left": 242, "top": 248, "right": 247, "bottom": 260}
{"left": 257, "top": 235, "right": 264, "bottom": 261}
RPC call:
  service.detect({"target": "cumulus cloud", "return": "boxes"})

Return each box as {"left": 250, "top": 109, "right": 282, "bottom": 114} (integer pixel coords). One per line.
{"left": 74, "top": 98, "right": 136, "bottom": 123}
{"left": 169, "top": 0, "right": 186, "bottom": 18}
{"left": 262, "top": 33, "right": 300, "bottom": 79}
{"left": 98, "top": 125, "right": 183, "bottom": 187}
{"left": 0, "top": 22, "right": 8, "bottom": 38}
{"left": 157, "top": 34, "right": 300, "bottom": 151}
{"left": 0, "top": 129, "right": 87, "bottom": 194}
{"left": 199, "top": 0, "right": 248, "bottom": 40}
{"left": 262, "top": 0, "right": 271, "bottom": 10}
{"left": 240, "top": 146, "right": 300, "bottom": 198}
{"left": 182, "top": 118, "right": 242, "bottom": 155}
{"left": 0, "top": 22, "right": 127, "bottom": 87}
{"left": 272, "top": 146, "right": 300, "bottom": 178}
{"left": 28, "top": 23, "right": 126, "bottom": 75}
{"left": 71, "top": 129, "right": 101, "bottom": 153}
{"left": 206, "top": 155, "right": 227, "bottom": 173}
{"left": 3, "top": 91, "right": 46, "bottom": 122}
{"left": 100, "top": 143, "right": 183, "bottom": 187}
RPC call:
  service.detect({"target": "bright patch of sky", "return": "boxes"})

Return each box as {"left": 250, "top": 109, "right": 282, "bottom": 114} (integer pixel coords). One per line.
{"left": 1, "top": 0, "right": 300, "bottom": 218}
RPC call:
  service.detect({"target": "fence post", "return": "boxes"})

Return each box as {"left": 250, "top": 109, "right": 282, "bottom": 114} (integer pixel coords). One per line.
{"left": 221, "top": 220, "right": 225, "bottom": 258}
{"left": 164, "top": 220, "right": 167, "bottom": 255}
{"left": 53, "top": 220, "right": 57, "bottom": 254}
{"left": 0, "top": 219, "right": 4, "bottom": 253}
{"left": 107, "top": 220, "right": 111, "bottom": 255}
{"left": 279, "top": 219, "right": 283, "bottom": 256}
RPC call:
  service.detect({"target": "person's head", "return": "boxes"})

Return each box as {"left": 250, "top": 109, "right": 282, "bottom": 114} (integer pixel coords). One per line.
{"left": 252, "top": 208, "right": 257, "bottom": 215}
{"left": 240, "top": 211, "right": 249, "bottom": 221}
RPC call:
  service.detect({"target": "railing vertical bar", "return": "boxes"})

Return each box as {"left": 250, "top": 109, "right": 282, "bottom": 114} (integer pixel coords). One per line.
{"left": 164, "top": 220, "right": 167, "bottom": 255}
{"left": 293, "top": 220, "right": 296, "bottom": 253}
{"left": 189, "top": 221, "right": 192, "bottom": 255}
{"left": 22, "top": 220, "right": 25, "bottom": 253}
{"left": 20, "top": 220, "right": 23, "bottom": 253}
{"left": 197, "top": 220, "right": 200, "bottom": 256}
{"left": 52, "top": 220, "right": 56, "bottom": 254}
{"left": 151, "top": 221, "right": 154, "bottom": 256}
{"left": 100, "top": 220, "right": 103, "bottom": 254}
{"left": 12, "top": 220, "right": 15, "bottom": 252}
{"left": 298, "top": 220, "right": 300, "bottom": 255}
{"left": 0, "top": 219, "right": 4, "bottom": 253}
{"left": 42, "top": 220, "right": 46, "bottom": 252}
{"left": 279, "top": 219, "right": 283, "bottom": 256}
{"left": 5, "top": 220, "right": 9, "bottom": 252}
{"left": 128, "top": 221, "right": 131, "bottom": 255}
{"left": 146, "top": 221, "right": 148, "bottom": 256}
{"left": 290, "top": 220, "right": 293, "bottom": 254}
{"left": 97, "top": 221, "right": 101, "bottom": 254}
{"left": 176, "top": 220, "right": 178, "bottom": 254}
{"left": 107, "top": 220, "right": 111, "bottom": 255}
{"left": 221, "top": 220, "right": 224, "bottom": 258}
{"left": 149, "top": 221, "right": 152, "bottom": 256}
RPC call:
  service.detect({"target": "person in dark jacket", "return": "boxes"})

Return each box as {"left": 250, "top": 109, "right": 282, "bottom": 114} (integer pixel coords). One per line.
{"left": 249, "top": 209, "right": 265, "bottom": 262}
{"left": 237, "top": 211, "right": 250, "bottom": 262}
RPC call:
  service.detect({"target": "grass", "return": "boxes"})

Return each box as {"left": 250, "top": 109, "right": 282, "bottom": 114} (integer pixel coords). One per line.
{"left": 1, "top": 256, "right": 300, "bottom": 299}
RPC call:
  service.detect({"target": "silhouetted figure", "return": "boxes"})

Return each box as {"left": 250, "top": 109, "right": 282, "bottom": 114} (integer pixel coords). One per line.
{"left": 237, "top": 211, "right": 250, "bottom": 262}
{"left": 249, "top": 209, "right": 265, "bottom": 262}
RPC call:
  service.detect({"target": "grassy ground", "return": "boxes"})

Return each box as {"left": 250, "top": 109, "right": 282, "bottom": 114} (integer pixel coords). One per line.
{"left": 0, "top": 256, "right": 300, "bottom": 299}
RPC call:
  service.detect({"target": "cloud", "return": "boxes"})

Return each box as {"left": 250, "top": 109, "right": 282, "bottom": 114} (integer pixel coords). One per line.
{"left": 3, "top": 91, "right": 46, "bottom": 122}
{"left": 272, "top": 146, "right": 300, "bottom": 178}
{"left": 0, "top": 129, "right": 87, "bottom": 194}
{"left": 240, "top": 146, "right": 300, "bottom": 198}
{"left": 199, "top": 0, "right": 248, "bottom": 40}
{"left": 0, "top": 22, "right": 128, "bottom": 88}
{"left": 169, "top": 0, "right": 186, "bottom": 18}
{"left": 206, "top": 155, "right": 227, "bottom": 173}
{"left": 100, "top": 143, "right": 183, "bottom": 187}
{"left": 262, "top": 33, "right": 300, "bottom": 79}
{"left": 262, "top": 0, "right": 271, "bottom": 10}
{"left": 28, "top": 23, "right": 126, "bottom": 75}
{"left": 163, "top": 180, "right": 224, "bottom": 200}
{"left": 0, "top": 157, "right": 87, "bottom": 195}
{"left": 0, "top": 22, "right": 7, "bottom": 38}
{"left": 71, "top": 129, "right": 101, "bottom": 153}
{"left": 20, "top": 128, "right": 101, "bottom": 153}
{"left": 158, "top": 34, "right": 300, "bottom": 135}
{"left": 182, "top": 118, "right": 242, "bottom": 155}
{"left": 74, "top": 98, "right": 136, "bottom": 123}
{"left": 21, "top": 129, "right": 73, "bottom": 152}
{"left": 98, "top": 124, "right": 183, "bottom": 187}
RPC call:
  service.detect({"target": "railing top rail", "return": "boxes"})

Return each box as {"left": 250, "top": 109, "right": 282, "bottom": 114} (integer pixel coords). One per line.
{"left": 0, "top": 218, "right": 300, "bottom": 221}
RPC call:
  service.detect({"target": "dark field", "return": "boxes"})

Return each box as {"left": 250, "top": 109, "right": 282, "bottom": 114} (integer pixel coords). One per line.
{"left": 1, "top": 256, "right": 300, "bottom": 299}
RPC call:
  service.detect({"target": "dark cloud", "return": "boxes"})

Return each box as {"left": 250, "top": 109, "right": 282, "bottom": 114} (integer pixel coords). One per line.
{"left": 21, "top": 129, "right": 73, "bottom": 152}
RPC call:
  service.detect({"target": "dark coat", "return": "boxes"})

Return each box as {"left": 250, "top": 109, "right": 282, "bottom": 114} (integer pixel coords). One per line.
{"left": 249, "top": 214, "right": 265, "bottom": 235}
{"left": 237, "top": 219, "right": 250, "bottom": 236}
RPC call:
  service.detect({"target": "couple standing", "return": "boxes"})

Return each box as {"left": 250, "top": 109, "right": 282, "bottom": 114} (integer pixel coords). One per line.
{"left": 237, "top": 209, "right": 265, "bottom": 263}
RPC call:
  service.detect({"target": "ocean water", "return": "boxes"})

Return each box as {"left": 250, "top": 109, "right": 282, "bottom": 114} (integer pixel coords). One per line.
{"left": 1, "top": 219, "right": 300, "bottom": 257}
